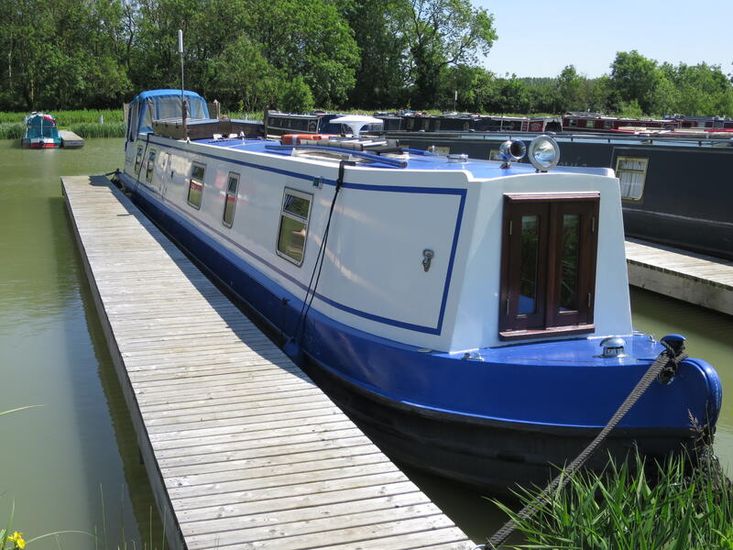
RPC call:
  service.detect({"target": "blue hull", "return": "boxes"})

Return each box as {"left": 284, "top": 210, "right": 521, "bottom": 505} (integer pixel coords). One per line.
{"left": 122, "top": 176, "right": 723, "bottom": 489}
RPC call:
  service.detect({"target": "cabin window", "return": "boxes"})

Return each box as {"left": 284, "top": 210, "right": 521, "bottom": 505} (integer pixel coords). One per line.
{"left": 134, "top": 146, "right": 144, "bottom": 173}
{"left": 145, "top": 150, "right": 156, "bottom": 183}
{"left": 616, "top": 157, "right": 648, "bottom": 201}
{"left": 222, "top": 172, "right": 239, "bottom": 227}
{"left": 187, "top": 163, "right": 205, "bottom": 209}
{"left": 499, "top": 193, "right": 599, "bottom": 339}
{"left": 276, "top": 189, "right": 312, "bottom": 266}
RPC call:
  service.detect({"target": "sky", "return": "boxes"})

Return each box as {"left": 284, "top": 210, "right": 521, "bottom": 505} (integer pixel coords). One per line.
{"left": 472, "top": 0, "right": 733, "bottom": 78}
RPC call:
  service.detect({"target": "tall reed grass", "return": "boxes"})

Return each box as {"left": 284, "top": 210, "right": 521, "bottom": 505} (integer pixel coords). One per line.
{"left": 494, "top": 450, "right": 733, "bottom": 549}
{"left": 68, "top": 122, "right": 125, "bottom": 138}
{"left": 0, "top": 110, "right": 123, "bottom": 125}
{"left": 0, "top": 123, "right": 24, "bottom": 140}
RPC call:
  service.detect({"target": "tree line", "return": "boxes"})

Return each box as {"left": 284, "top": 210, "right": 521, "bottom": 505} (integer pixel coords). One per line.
{"left": 1, "top": 0, "right": 732, "bottom": 117}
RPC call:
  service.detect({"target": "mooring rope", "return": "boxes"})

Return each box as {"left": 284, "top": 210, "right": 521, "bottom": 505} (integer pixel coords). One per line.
{"left": 483, "top": 340, "right": 687, "bottom": 549}
{"left": 289, "top": 160, "right": 354, "bottom": 354}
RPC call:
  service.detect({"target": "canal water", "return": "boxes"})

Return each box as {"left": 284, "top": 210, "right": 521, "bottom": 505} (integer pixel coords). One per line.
{"left": 0, "top": 138, "right": 730, "bottom": 546}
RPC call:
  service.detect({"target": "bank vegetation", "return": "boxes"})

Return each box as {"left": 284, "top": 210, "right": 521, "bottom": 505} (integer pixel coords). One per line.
{"left": 1, "top": 0, "right": 732, "bottom": 117}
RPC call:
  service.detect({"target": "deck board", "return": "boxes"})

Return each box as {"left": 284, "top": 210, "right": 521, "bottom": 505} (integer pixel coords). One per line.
{"left": 62, "top": 175, "right": 473, "bottom": 550}
{"left": 625, "top": 238, "right": 733, "bottom": 315}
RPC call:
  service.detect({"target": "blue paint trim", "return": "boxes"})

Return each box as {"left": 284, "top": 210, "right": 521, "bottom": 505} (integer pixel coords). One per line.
{"left": 137, "top": 143, "right": 467, "bottom": 334}
{"left": 149, "top": 137, "right": 323, "bottom": 183}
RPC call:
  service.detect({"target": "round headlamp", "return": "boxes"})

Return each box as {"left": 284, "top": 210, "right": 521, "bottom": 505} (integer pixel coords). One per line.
{"left": 528, "top": 135, "right": 560, "bottom": 172}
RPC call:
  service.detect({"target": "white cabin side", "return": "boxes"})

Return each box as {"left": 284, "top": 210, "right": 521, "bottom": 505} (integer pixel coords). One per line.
{"left": 123, "top": 137, "right": 633, "bottom": 354}
{"left": 124, "top": 138, "right": 470, "bottom": 351}
{"left": 449, "top": 171, "right": 633, "bottom": 352}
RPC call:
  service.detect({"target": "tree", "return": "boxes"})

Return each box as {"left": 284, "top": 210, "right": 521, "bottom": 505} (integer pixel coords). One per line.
{"left": 667, "top": 63, "right": 733, "bottom": 116}
{"left": 245, "top": 0, "right": 359, "bottom": 108}
{"left": 206, "top": 36, "right": 279, "bottom": 113}
{"left": 609, "top": 50, "right": 664, "bottom": 115}
{"left": 556, "top": 65, "right": 583, "bottom": 113}
{"left": 345, "top": 0, "right": 409, "bottom": 108}
{"left": 438, "top": 65, "right": 495, "bottom": 112}
{"left": 397, "top": 0, "right": 497, "bottom": 108}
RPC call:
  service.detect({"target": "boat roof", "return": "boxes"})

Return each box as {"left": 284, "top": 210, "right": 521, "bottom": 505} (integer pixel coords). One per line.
{"left": 185, "top": 136, "right": 612, "bottom": 180}
{"left": 130, "top": 89, "right": 205, "bottom": 103}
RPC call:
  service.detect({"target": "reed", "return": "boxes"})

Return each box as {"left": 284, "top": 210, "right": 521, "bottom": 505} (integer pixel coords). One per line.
{"left": 493, "top": 450, "right": 733, "bottom": 549}
{"left": 68, "top": 122, "right": 126, "bottom": 138}
{"left": 0, "top": 123, "right": 24, "bottom": 140}
{"left": 0, "top": 109, "right": 123, "bottom": 126}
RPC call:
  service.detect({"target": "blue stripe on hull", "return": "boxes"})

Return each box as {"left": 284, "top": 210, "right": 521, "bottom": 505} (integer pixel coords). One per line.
{"left": 125, "top": 180, "right": 720, "bottom": 435}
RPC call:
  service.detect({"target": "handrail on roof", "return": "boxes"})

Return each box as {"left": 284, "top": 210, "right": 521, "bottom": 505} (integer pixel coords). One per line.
{"left": 265, "top": 144, "right": 408, "bottom": 168}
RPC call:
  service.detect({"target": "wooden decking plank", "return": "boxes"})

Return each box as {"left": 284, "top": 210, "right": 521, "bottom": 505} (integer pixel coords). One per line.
{"left": 175, "top": 481, "right": 422, "bottom": 523}
{"left": 209, "top": 514, "right": 458, "bottom": 550}
{"left": 625, "top": 238, "right": 733, "bottom": 315}
{"left": 167, "top": 453, "right": 393, "bottom": 493}
{"left": 157, "top": 436, "right": 373, "bottom": 471}
{"left": 62, "top": 175, "right": 472, "bottom": 549}
{"left": 184, "top": 503, "right": 446, "bottom": 549}
{"left": 162, "top": 445, "right": 382, "bottom": 477}
{"left": 181, "top": 491, "right": 431, "bottom": 537}
{"left": 170, "top": 471, "right": 414, "bottom": 513}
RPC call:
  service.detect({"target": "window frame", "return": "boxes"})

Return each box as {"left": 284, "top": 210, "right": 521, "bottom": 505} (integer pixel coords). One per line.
{"left": 615, "top": 156, "right": 649, "bottom": 201}
{"left": 187, "top": 162, "right": 206, "bottom": 210}
{"left": 499, "top": 192, "right": 599, "bottom": 340}
{"left": 222, "top": 171, "right": 239, "bottom": 228}
{"left": 134, "top": 146, "right": 144, "bottom": 173}
{"left": 145, "top": 150, "right": 156, "bottom": 183}
{"left": 276, "top": 188, "right": 312, "bottom": 267}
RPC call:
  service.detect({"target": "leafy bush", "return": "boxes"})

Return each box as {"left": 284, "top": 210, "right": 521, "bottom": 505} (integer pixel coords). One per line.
{"left": 279, "top": 77, "right": 315, "bottom": 113}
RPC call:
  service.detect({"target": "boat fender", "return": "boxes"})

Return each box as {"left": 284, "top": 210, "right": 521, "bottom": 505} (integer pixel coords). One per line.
{"left": 281, "top": 134, "right": 329, "bottom": 145}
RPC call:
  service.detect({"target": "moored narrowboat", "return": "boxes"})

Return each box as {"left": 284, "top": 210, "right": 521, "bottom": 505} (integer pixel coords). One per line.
{"left": 116, "top": 89, "right": 722, "bottom": 491}
{"left": 21, "top": 112, "right": 62, "bottom": 149}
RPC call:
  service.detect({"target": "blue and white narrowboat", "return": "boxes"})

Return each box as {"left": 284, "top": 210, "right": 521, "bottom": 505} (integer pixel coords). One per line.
{"left": 21, "top": 112, "right": 62, "bottom": 149}
{"left": 117, "top": 90, "right": 723, "bottom": 490}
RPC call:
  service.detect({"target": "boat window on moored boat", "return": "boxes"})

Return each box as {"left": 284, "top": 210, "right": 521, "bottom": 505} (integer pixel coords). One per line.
{"left": 222, "top": 172, "right": 239, "bottom": 228}
{"left": 277, "top": 189, "right": 312, "bottom": 266}
{"left": 145, "top": 150, "right": 156, "bottom": 183}
{"left": 187, "top": 163, "right": 206, "bottom": 209}
{"left": 615, "top": 157, "right": 648, "bottom": 201}
{"left": 499, "top": 193, "right": 599, "bottom": 339}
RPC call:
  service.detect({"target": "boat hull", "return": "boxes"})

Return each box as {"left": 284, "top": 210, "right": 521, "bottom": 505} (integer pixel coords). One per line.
{"left": 300, "top": 354, "right": 700, "bottom": 491}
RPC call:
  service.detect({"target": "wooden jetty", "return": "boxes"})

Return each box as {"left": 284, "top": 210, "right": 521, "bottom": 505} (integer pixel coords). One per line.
{"left": 625, "top": 238, "right": 733, "bottom": 316}
{"left": 62, "top": 175, "right": 473, "bottom": 550}
{"left": 59, "top": 129, "right": 84, "bottom": 148}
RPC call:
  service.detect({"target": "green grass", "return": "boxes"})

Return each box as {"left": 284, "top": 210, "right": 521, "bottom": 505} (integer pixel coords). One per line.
{"left": 0, "top": 123, "right": 24, "bottom": 140}
{"left": 0, "top": 109, "right": 123, "bottom": 125}
{"left": 68, "top": 122, "right": 125, "bottom": 138}
{"left": 493, "top": 450, "right": 733, "bottom": 549}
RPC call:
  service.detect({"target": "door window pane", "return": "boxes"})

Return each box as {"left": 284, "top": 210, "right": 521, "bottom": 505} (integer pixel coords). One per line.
{"left": 519, "top": 215, "right": 539, "bottom": 315}
{"left": 559, "top": 214, "right": 580, "bottom": 311}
